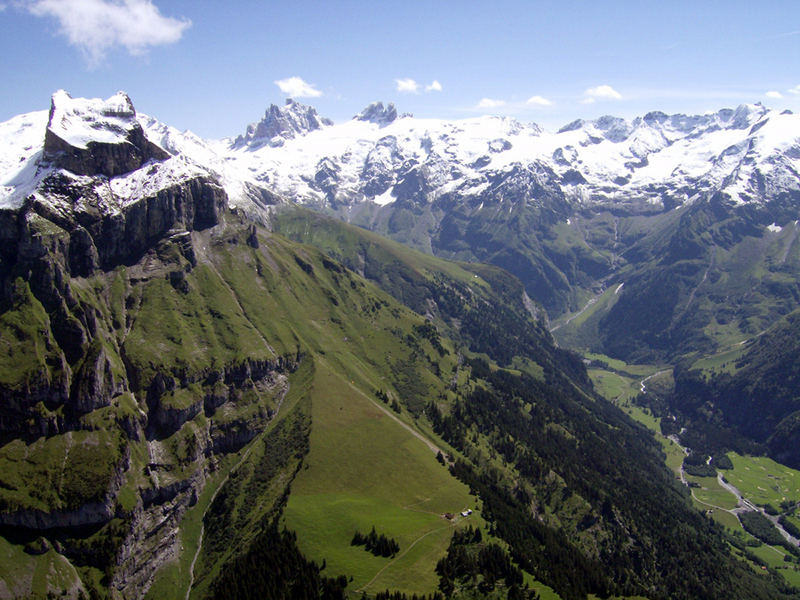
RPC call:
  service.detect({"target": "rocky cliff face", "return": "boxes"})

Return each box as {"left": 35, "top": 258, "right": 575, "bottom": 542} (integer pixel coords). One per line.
{"left": 0, "top": 92, "right": 301, "bottom": 599}
{"left": 232, "top": 98, "right": 333, "bottom": 149}
{"left": 41, "top": 90, "right": 170, "bottom": 178}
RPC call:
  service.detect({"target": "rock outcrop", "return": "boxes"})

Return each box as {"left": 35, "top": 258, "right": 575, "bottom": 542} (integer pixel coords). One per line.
{"left": 355, "top": 101, "right": 398, "bottom": 126}
{"left": 232, "top": 98, "right": 332, "bottom": 149}
{"left": 43, "top": 90, "right": 170, "bottom": 178}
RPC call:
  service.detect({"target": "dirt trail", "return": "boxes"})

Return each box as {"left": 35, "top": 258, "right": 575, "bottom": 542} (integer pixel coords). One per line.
{"left": 357, "top": 522, "right": 457, "bottom": 594}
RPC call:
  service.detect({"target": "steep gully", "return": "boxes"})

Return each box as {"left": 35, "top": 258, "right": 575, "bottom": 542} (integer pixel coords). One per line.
{"left": 184, "top": 380, "right": 291, "bottom": 599}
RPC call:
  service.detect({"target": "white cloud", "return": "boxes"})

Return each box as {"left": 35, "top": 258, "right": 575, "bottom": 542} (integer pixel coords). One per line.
{"left": 583, "top": 85, "right": 623, "bottom": 103}
{"left": 788, "top": 85, "right": 800, "bottom": 95}
{"left": 477, "top": 98, "right": 505, "bottom": 109}
{"left": 425, "top": 80, "right": 442, "bottom": 93}
{"left": 395, "top": 78, "right": 420, "bottom": 94}
{"left": 526, "top": 95, "right": 552, "bottom": 106}
{"left": 765, "top": 90, "right": 783, "bottom": 99}
{"left": 26, "top": 0, "right": 190, "bottom": 65}
{"left": 274, "top": 76, "right": 322, "bottom": 98}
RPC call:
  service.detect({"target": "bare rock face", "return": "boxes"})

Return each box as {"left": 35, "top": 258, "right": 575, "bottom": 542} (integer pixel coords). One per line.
{"left": 0, "top": 92, "right": 305, "bottom": 600}
{"left": 233, "top": 98, "right": 333, "bottom": 148}
{"left": 42, "top": 90, "right": 170, "bottom": 178}
{"left": 355, "top": 101, "right": 398, "bottom": 126}
{"left": 0, "top": 90, "right": 227, "bottom": 453}
{"left": 70, "top": 341, "right": 124, "bottom": 414}
{"left": 67, "top": 174, "right": 227, "bottom": 269}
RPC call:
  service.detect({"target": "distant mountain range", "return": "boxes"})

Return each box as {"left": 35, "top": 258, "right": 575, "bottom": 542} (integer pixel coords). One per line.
{"left": 148, "top": 96, "right": 800, "bottom": 215}
{"left": 10, "top": 93, "right": 798, "bottom": 216}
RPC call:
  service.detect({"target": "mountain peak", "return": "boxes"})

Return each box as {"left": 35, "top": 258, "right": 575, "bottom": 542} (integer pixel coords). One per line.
{"left": 43, "top": 90, "right": 169, "bottom": 178}
{"left": 233, "top": 99, "right": 332, "bottom": 149}
{"left": 591, "top": 115, "right": 632, "bottom": 142}
{"left": 729, "top": 102, "right": 768, "bottom": 129}
{"left": 557, "top": 118, "right": 586, "bottom": 134}
{"left": 46, "top": 89, "right": 138, "bottom": 150}
{"left": 354, "top": 102, "right": 398, "bottom": 126}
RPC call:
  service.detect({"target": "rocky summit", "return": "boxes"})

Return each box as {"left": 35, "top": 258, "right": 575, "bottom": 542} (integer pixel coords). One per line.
{"left": 231, "top": 98, "right": 333, "bottom": 149}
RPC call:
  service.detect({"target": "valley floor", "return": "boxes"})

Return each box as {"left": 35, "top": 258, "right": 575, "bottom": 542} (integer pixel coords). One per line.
{"left": 587, "top": 354, "right": 800, "bottom": 590}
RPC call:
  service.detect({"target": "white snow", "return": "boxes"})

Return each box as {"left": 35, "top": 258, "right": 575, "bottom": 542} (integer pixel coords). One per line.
{"left": 373, "top": 188, "right": 395, "bottom": 206}
{"left": 47, "top": 90, "right": 139, "bottom": 149}
{"left": 0, "top": 97, "right": 215, "bottom": 213}
{"left": 0, "top": 110, "right": 50, "bottom": 209}
{"left": 135, "top": 102, "right": 800, "bottom": 214}
{"left": 767, "top": 223, "right": 783, "bottom": 233}
{"left": 108, "top": 156, "right": 206, "bottom": 208}
{"left": 2, "top": 93, "right": 800, "bottom": 219}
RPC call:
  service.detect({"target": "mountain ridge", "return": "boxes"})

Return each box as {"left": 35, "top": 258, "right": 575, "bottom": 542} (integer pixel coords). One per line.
{"left": 4, "top": 92, "right": 800, "bottom": 356}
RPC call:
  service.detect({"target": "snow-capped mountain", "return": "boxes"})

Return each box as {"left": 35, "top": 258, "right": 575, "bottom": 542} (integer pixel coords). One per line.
{"left": 0, "top": 91, "right": 212, "bottom": 212}
{"left": 136, "top": 98, "right": 800, "bottom": 219}
{"left": 232, "top": 98, "right": 333, "bottom": 149}
{"left": 0, "top": 90, "right": 225, "bottom": 277}
{"left": 5, "top": 92, "right": 798, "bottom": 224}
{"left": 3, "top": 91, "right": 800, "bottom": 348}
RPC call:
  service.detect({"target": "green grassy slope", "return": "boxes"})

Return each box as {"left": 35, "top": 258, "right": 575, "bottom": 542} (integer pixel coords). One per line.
{"left": 284, "top": 358, "right": 481, "bottom": 596}
{"left": 1, "top": 206, "right": 796, "bottom": 600}
{"left": 0, "top": 212, "right": 544, "bottom": 599}
{"left": 273, "top": 207, "right": 586, "bottom": 383}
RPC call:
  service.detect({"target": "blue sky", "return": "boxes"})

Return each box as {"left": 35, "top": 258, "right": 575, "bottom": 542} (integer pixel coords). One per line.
{"left": 1, "top": 0, "right": 799, "bottom": 138}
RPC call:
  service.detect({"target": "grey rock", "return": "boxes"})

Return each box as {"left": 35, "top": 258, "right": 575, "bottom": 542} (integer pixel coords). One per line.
{"left": 43, "top": 94, "right": 169, "bottom": 178}
{"left": 233, "top": 99, "right": 332, "bottom": 148}
{"left": 355, "top": 102, "right": 398, "bottom": 126}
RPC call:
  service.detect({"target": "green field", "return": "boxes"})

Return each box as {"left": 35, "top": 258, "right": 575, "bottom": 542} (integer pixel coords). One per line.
{"left": 778, "top": 566, "right": 800, "bottom": 588}
{"left": 661, "top": 437, "right": 686, "bottom": 477}
{"left": 587, "top": 358, "right": 666, "bottom": 436}
{"left": 584, "top": 352, "right": 660, "bottom": 378}
{"left": 690, "top": 343, "right": 748, "bottom": 377}
{"left": 623, "top": 404, "right": 662, "bottom": 432}
{"left": 588, "top": 368, "right": 634, "bottom": 402}
{"left": 685, "top": 474, "right": 739, "bottom": 511}
{"left": 586, "top": 352, "right": 671, "bottom": 411}
{"left": 550, "top": 285, "right": 623, "bottom": 351}
{"left": 747, "top": 542, "right": 788, "bottom": 569}
{"left": 284, "top": 359, "right": 484, "bottom": 596}
{"left": 708, "top": 507, "right": 743, "bottom": 531}
{"left": 726, "top": 453, "right": 800, "bottom": 508}
{"left": 0, "top": 536, "right": 84, "bottom": 599}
